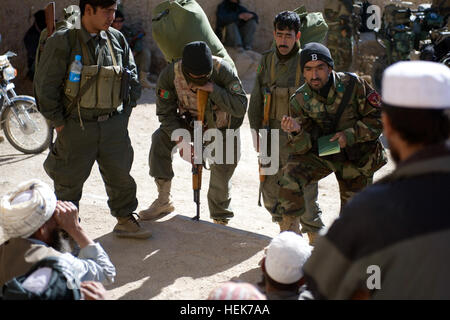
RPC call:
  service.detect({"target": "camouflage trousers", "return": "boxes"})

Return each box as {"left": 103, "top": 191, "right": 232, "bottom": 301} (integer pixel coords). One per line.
{"left": 134, "top": 47, "right": 152, "bottom": 73}
{"left": 277, "top": 151, "right": 376, "bottom": 233}
{"left": 149, "top": 127, "right": 239, "bottom": 220}
{"left": 260, "top": 133, "right": 321, "bottom": 223}
{"left": 327, "top": 29, "right": 353, "bottom": 72}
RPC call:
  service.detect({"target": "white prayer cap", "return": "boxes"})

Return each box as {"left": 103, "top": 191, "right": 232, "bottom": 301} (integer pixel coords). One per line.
{"left": 265, "top": 231, "right": 313, "bottom": 285}
{"left": 382, "top": 61, "right": 450, "bottom": 109}
{"left": 0, "top": 180, "right": 56, "bottom": 245}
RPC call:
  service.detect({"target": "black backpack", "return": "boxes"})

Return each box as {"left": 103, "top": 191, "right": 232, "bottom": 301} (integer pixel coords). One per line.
{"left": 1, "top": 256, "right": 81, "bottom": 300}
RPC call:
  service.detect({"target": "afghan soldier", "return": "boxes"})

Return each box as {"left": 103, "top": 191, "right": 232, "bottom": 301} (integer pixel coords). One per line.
{"left": 34, "top": 0, "right": 152, "bottom": 239}
{"left": 279, "top": 43, "right": 387, "bottom": 243}
{"left": 324, "top": 0, "right": 355, "bottom": 71}
{"left": 139, "top": 41, "right": 247, "bottom": 225}
{"left": 248, "top": 11, "right": 321, "bottom": 237}
{"left": 112, "top": 10, "right": 154, "bottom": 89}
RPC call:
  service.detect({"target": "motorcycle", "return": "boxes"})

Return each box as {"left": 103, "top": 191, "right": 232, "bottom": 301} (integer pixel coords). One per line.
{"left": 0, "top": 51, "right": 51, "bottom": 154}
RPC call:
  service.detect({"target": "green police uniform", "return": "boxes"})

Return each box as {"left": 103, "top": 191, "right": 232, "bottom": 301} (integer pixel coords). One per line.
{"left": 119, "top": 24, "right": 151, "bottom": 74}
{"left": 324, "top": 0, "right": 354, "bottom": 71}
{"left": 149, "top": 57, "right": 247, "bottom": 220}
{"left": 34, "top": 25, "right": 141, "bottom": 218}
{"left": 277, "top": 71, "right": 387, "bottom": 233}
{"left": 248, "top": 44, "right": 321, "bottom": 222}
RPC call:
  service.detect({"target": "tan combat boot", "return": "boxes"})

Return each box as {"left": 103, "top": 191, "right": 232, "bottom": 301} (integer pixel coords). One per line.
{"left": 139, "top": 71, "right": 155, "bottom": 89}
{"left": 278, "top": 215, "right": 301, "bottom": 235}
{"left": 139, "top": 178, "right": 175, "bottom": 221}
{"left": 213, "top": 219, "right": 229, "bottom": 225}
{"left": 307, "top": 232, "right": 318, "bottom": 246}
{"left": 113, "top": 214, "right": 152, "bottom": 239}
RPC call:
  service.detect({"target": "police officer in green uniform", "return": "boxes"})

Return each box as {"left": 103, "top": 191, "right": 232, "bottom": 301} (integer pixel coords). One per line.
{"left": 324, "top": 0, "right": 354, "bottom": 72}
{"left": 112, "top": 10, "right": 154, "bottom": 89}
{"left": 279, "top": 43, "right": 387, "bottom": 243}
{"left": 139, "top": 41, "right": 247, "bottom": 225}
{"left": 248, "top": 11, "right": 321, "bottom": 237}
{"left": 34, "top": 0, "right": 151, "bottom": 239}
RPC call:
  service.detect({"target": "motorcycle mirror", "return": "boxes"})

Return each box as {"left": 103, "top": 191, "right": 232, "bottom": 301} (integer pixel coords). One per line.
{"left": 5, "top": 51, "right": 17, "bottom": 58}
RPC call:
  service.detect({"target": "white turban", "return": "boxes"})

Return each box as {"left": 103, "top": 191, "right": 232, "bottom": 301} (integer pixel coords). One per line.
{"left": 0, "top": 180, "right": 56, "bottom": 245}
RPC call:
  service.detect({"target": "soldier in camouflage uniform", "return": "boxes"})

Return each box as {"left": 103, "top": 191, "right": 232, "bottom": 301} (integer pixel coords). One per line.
{"left": 112, "top": 10, "right": 154, "bottom": 89}
{"left": 139, "top": 41, "right": 247, "bottom": 225}
{"left": 278, "top": 43, "right": 387, "bottom": 243}
{"left": 34, "top": 0, "right": 151, "bottom": 239}
{"left": 248, "top": 11, "right": 321, "bottom": 232}
{"left": 324, "top": 0, "right": 354, "bottom": 72}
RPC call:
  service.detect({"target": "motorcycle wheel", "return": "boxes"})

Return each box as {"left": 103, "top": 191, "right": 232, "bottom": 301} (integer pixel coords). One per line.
{"left": 371, "top": 56, "right": 388, "bottom": 93}
{"left": 2, "top": 99, "right": 51, "bottom": 154}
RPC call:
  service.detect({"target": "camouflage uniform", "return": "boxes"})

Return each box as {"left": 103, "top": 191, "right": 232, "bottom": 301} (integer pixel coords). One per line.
{"left": 248, "top": 45, "right": 321, "bottom": 222}
{"left": 120, "top": 24, "right": 151, "bottom": 74}
{"left": 324, "top": 0, "right": 354, "bottom": 71}
{"left": 277, "top": 71, "right": 387, "bottom": 233}
{"left": 149, "top": 57, "right": 247, "bottom": 220}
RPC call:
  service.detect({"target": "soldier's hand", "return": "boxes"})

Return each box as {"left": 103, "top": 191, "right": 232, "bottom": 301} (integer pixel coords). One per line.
{"left": 281, "top": 115, "right": 301, "bottom": 133}
{"left": 330, "top": 132, "right": 347, "bottom": 148}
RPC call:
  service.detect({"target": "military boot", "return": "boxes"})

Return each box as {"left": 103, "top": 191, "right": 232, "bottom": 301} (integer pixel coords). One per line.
{"left": 139, "top": 71, "right": 155, "bottom": 89}
{"left": 278, "top": 215, "right": 301, "bottom": 235}
{"left": 113, "top": 214, "right": 152, "bottom": 239}
{"left": 307, "top": 232, "right": 318, "bottom": 246}
{"left": 139, "top": 178, "right": 175, "bottom": 221}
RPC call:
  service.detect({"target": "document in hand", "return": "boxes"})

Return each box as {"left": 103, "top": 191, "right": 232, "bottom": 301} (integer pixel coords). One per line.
{"left": 318, "top": 134, "right": 341, "bottom": 157}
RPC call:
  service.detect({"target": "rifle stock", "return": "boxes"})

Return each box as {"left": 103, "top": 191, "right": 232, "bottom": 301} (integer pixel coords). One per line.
{"left": 44, "top": 2, "right": 56, "bottom": 37}
{"left": 192, "top": 89, "right": 209, "bottom": 220}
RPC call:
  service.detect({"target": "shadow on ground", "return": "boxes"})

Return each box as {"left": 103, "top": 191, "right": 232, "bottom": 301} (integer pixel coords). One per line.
{"left": 96, "top": 214, "right": 271, "bottom": 300}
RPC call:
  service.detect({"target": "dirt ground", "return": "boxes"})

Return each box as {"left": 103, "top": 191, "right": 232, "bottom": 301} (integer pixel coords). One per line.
{"left": 0, "top": 86, "right": 395, "bottom": 300}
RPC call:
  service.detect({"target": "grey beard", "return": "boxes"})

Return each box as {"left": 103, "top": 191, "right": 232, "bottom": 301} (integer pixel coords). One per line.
{"left": 50, "top": 229, "right": 76, "bottom": 254}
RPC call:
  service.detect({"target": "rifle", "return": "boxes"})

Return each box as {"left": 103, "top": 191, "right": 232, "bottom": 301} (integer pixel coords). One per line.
{"left": 257, "top": 88, "right": 271, "bottom": 206}
{"left": 192, "top": 89, "right": 208, "bottom": 221}
{"left": 44, "top": 2, "right": 56, "bottom": 152}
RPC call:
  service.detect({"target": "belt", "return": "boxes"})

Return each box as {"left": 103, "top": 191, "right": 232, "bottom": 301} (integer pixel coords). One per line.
{"left": 71, "top": 110, "right": 121, "bottom": 122}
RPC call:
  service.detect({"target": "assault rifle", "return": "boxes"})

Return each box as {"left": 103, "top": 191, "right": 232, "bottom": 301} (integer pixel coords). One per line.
{"left": 257, "top": 88, "right": 271, "bottom": 206}
{"left": 192, "top": 89, "right": 208, "bottom": 221}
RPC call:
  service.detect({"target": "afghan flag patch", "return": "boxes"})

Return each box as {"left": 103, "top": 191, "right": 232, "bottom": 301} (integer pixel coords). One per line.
{"left": 256, "top": 64, "right": 263, "bottom": 74}
{"left": 158, "top": 88, "right": 170, "bottom": 100}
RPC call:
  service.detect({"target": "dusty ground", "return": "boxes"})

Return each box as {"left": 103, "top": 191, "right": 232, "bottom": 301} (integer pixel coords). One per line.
{"left": 0, "top": 86, "right": 395, "bottom": 300}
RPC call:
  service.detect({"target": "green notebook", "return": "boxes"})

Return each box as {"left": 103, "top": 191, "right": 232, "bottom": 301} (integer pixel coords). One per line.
{"left": 318, "top": 134, "right": 341, "bottom": 157}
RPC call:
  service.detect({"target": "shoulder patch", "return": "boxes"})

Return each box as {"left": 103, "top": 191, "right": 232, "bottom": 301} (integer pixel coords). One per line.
{"left": 229, "top": 81, "right": 242, "bottom": 93}
{"left": 157, "top": 88, "right": 170, "bottom": 100}
{"left": 367, "top": 91, "right": 381, "bottom": 108}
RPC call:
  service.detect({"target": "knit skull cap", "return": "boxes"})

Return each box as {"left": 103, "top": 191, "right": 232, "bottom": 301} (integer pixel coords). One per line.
{"left": 182, "top": 41, "right": 213, "bottom": 76}
{"left": 0, "top": 179, "right": 56, "bottom": 245}
{"left": 382, "top": 61, "right": 450, "bottom": 109}
{"left": 300, "top": 42, "right": 334, "bottom": 71}
{"left": 265, "top": 231, "right": 313, "bottom": 284}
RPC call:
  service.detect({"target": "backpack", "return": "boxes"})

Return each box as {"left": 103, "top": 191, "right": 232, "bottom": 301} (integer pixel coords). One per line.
{"left": 151, "top": 0, "right": 236, "bottom": 72}
{"left": 295, "top": 6, "right": 329, "bottom": 48}
{"left": 1, "top": 256, "right": 81, "bottom": 300}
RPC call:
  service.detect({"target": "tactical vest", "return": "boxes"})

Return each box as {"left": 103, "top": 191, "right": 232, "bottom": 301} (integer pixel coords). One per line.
{"left": 173, "top": 57, "right": 230, "bottom": 129}
{"left": 267, "top": 51, "right": 302, "bottom": 122}
{"left": 63, "top": 30, "right": 123, "bottom": 112}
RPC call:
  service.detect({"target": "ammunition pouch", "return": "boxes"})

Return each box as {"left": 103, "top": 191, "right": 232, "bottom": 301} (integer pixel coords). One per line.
{"left": 269, "top": 86, "right": 298, "bottom": 121}
{"left": 64, "top": 64, "right": 123, "bottom": 112}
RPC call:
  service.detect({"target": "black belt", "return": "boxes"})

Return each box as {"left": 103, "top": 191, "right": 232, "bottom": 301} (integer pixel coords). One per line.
{"left": 71, "top": 110, "right": 121, "bottom": 122}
